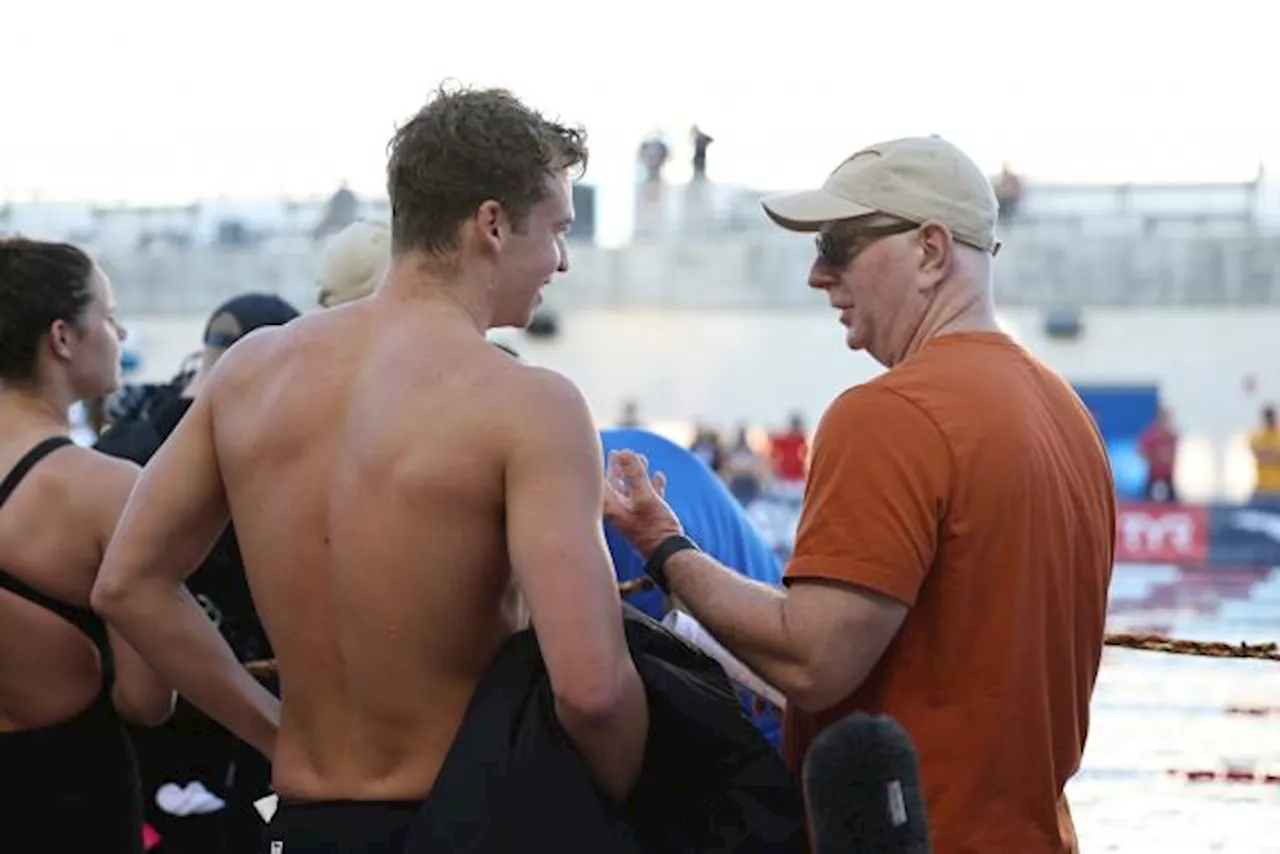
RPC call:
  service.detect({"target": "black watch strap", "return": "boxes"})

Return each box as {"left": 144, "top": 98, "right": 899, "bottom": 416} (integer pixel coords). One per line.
{"left": 643, "top": 534, "right": 700, "bottom": 594}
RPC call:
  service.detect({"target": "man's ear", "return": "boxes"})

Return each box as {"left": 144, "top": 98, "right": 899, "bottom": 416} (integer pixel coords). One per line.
{"left": 475, "top": 200, "right": 506, "bottom": 253}
{"left": 915, "top": 220, "right": 954, "bottom": 286}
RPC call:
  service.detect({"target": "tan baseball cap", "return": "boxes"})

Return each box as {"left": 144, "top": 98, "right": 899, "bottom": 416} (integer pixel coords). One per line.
{"left": 761, "top": 136, "right": 1000, "bottom": 254}
{"left": 315, "top": 220, "right": 391, "bottom": 308}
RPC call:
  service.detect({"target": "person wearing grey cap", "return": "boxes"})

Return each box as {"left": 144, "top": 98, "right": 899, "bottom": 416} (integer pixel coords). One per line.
{"left": 603, "top": 137, "right": 1116, "bottom": 853}
{"left": 94, "top": 292, "right": 299, "bottom": 854}
{"left": 91, "top": 86, "right": 649, "bottom": 853}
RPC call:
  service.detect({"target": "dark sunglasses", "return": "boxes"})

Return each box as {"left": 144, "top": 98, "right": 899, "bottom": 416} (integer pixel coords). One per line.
{"left": 814, "top": 220, "right": 920, "bottom": 269}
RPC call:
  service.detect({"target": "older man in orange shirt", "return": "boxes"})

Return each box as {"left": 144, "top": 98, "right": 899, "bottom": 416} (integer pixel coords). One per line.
{"left": 605, "top": 137, "right": 1116, "bottom": 853}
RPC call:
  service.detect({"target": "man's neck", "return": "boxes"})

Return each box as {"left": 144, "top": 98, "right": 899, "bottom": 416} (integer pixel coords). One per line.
{"left": 382, "top": 257, "right": 495, "bottom": 334}
{"left": 894, "top": 285, "right": 1001, "bottom": 367}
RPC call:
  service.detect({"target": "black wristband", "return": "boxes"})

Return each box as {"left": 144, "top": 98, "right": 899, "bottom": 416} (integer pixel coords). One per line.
{"left": 643, "top": 534, "right": 701, "bottom": 594}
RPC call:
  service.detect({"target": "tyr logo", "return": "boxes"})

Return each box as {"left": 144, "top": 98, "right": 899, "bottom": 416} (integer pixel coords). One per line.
{"left": 1117, "top": 509, "right": 1200, "bottom": 557}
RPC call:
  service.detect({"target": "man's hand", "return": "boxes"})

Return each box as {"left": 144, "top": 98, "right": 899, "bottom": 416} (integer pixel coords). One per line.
{"left": 602, "top": 450, "right": 684, "bottom": 558}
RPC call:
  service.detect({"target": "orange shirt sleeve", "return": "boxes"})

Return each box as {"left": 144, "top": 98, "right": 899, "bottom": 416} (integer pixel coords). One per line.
{"left": 784, "top": 385, "right": 951, "bottom": 607}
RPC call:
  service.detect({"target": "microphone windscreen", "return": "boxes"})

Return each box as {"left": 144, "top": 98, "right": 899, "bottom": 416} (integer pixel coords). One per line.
{"left": 802, "top": 713, "right": 931, "bottom": 854}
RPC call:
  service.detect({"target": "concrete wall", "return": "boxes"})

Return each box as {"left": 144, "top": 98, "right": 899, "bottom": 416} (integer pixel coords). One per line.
{"left": 97, "top": 228, "right": 1280, "bottom": 315}
{"left": 123, "top": 304, "right": 1279, "bottom": 504}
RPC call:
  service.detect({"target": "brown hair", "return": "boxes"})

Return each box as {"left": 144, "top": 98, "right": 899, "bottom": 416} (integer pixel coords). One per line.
{"left": 0, "top": 237, "right": 95, "bottom": 383}
{"left": 386, "top": 84, "right": 588, "bottom": 258}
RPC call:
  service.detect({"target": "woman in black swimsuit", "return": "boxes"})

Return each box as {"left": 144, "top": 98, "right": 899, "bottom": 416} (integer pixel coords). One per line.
{"left": 0, "top": 237, "right": 174, "bottom": 854}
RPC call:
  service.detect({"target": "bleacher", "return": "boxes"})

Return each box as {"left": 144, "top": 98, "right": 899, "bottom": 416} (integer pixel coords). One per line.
{"left": 8, "top": 178, "right": 1280, "bottom": 314}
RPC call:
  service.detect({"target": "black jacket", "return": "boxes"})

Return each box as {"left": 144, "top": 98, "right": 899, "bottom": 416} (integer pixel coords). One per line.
{"left": 406, "top": 605, "right": 805, "bottom": 853}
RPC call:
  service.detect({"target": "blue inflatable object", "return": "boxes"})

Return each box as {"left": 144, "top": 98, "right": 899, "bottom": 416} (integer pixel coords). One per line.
{"left": 599, "top": 428, "right": 785, "bottom": 748}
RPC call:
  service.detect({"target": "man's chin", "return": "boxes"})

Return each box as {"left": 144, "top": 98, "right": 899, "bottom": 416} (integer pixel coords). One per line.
{"left": 491, "top": 296, "right": 542, "bottom": 331}
{"left": 487, "top": 314, "right": 534, "bottom": 332}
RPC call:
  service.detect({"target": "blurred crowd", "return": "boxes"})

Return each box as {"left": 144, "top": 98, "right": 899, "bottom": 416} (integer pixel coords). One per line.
{"left": 1138, "top": 402, "right": 1280, "bottom": 504}
{"left": 614, "top": 400, "right": 810, "bottom": 508}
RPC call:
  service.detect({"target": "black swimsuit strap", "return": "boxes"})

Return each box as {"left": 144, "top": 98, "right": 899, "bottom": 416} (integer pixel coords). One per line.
{"left": 0, "top": 569, "right": 110, "bottom": 653}
{"left": 0, "top": 437, "right": 73, "bottom": 507}
{"left": 0, "top": 435, "right": 114, "bottom": 687}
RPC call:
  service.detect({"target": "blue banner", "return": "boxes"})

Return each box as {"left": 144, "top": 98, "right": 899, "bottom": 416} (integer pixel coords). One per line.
{"left": 1208, "top": 502, "right": 1280, "bottom": 567}
{"left": 1073, "top": 384, "right": 1160, "bottom": 500}
{"left": 745, "top": 490, "right": 1280, "bottom": 570}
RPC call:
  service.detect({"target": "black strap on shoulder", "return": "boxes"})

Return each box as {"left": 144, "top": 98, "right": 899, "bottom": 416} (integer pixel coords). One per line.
{"left": 0, "top": 435, "right": 114, "bottom": 687}
{"left": 0, "top": 436, "right": 74, "bottom": 507}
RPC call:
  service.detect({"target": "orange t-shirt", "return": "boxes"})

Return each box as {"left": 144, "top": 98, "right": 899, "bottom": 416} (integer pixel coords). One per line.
{"left": 783, "top": 332, "right": 1115, "bottom": 854}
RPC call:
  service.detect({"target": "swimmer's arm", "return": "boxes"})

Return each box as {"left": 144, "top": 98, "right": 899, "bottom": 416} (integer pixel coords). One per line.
{"left": 506, "top": 370, "right": 649, "bottom": 802}
{"left": 89, "top": 457, "right": 176, "bottom": 725}
{"left": 107, "top": 626, "right": 176, "bottom": 725}
{"left": 92, "top": 359, "right": 279, "bottom": 759}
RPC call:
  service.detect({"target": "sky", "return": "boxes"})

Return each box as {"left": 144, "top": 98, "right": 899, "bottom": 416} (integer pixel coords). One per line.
{"left": 2, "top": 0, "right": 1274, "bottom": 242}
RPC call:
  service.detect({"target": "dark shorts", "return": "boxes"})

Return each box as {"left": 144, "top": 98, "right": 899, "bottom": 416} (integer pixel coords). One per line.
{"left": 263, "top": 799, "right": 423, "bottom": 854}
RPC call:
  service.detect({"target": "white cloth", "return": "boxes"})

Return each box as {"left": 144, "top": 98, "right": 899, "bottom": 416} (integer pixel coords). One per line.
{"left": 155, "top": 781, "right": 226, "bottom": 816}
{"left": 661, "top": 610, "right": 786, "bottom": 709}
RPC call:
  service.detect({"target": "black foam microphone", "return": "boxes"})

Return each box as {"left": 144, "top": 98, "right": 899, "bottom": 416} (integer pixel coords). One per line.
{"left": 802, "top": 713, "right": 931, "bottom": 853}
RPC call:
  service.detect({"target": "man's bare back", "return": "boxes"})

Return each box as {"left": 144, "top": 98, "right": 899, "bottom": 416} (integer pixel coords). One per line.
{"left": 212, "top": 298, "right": 534, "bottom": 800}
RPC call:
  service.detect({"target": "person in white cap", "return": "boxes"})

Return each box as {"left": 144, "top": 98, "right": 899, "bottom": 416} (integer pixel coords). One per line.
{"left": 603, "top": 136, "right": 1116, "bottom": 853}
{"left": 314, "top": 219, "right": 390, "bottom": 308}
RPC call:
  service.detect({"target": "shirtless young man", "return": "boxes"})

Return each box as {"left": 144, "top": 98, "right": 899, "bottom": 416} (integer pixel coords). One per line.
{"left": 93, "top": 86, "right": 649, "bottom": 851}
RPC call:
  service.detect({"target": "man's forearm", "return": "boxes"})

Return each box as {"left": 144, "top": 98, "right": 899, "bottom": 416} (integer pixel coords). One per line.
{"left": 555, "top": 659, "right": 650, "bottom": 803}
{"left": 97, "top": 581, "right": 279, "bottom": 757}
{"left": 663, "top": 550, "right": 809, "bottom": 696}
